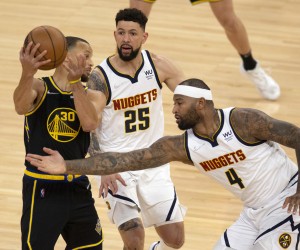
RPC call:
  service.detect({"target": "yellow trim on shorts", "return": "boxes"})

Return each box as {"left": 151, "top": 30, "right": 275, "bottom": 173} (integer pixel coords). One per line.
{"left": 24, "top": 169, "right": 81, "bottom": 182}
{"left": 142, "top": 0, "right": 157, "bottom": 3}
{"left": 141, "top": 0, "right": 222, "bottom": 4}
{"left": 27, "top": 180, "right": 37, "bottom": 250}
{"left": 73, "top": 228, "right": 104, "bottom": 249}
{"left": 190, "top": 0, "right": 222, "bottom": 5}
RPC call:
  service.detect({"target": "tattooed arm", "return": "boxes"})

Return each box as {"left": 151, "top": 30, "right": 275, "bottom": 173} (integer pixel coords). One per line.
{"left": 86, "top": 67, "right": 108, "bottom": 156}
{"left": 25, "top": 134, "right": 192, "bottom": 175}
{"left": 231, "top": 108, "right": 300, "bottom": 214}
{"left": 230, "top": 108, "right": 300, "bottom": 149}
{"left": 87, "top": 67, "right": 109, "bottom": 95}
{"left": 86, "top": 67, "right": 129, "bottom": 196}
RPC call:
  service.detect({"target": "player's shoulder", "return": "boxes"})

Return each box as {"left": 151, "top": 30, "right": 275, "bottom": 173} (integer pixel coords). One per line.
{"left": 230, "top": 107, "right": 268, "bottom": 126}
{"left": 33, "top": 77, "right": 46, "bottom": 93}
{"left": 232, "top": 107, "right": 263, "bottom": 116}
{"left": 147, "top": 51, "right": 172, "bottom": 68}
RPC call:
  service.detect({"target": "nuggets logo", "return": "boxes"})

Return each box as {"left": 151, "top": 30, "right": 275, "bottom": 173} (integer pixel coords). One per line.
{"left": 47, "top": 108, "right": 80, "bottom": 142}
{"left": 279, "top": 233, "right": 291, "bottom": 248}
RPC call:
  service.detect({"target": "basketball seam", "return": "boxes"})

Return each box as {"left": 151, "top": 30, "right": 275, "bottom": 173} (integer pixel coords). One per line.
{"left": 42, "top": 26, "right": 57, "bottom": 68}
{"left": 29, "top": 33, "right": 44, "bottom": 60}
{"left": 56, "top": 29, "right": 67, "bottom": 62}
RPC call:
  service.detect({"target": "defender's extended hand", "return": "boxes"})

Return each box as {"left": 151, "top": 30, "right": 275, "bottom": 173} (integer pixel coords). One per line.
{"left": 282, "top": 192, "right": 300, "bottom": 215}
{"left": 100, "top": 174, "right": 127, "bottom": 198}
{"left": 25, "top": 147, "right": 66, "bottom": 174}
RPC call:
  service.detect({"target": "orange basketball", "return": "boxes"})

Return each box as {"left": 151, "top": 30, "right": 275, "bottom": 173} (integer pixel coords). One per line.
{"left": 24, "top": 25, "right": 68, "bottom": 70}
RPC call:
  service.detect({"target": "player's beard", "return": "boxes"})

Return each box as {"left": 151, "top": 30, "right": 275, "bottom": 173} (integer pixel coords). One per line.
{"left": 81, "top": 74, "right": 89, "bottom": 82}
{"left": 117, "top": 46, "right": 140, "bottom": 61}
{"left": 177, "top": 106, "right": 200, "bottom": 130}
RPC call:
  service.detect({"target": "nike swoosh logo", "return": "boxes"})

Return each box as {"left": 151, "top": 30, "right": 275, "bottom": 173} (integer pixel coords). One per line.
{"left": 47, "top": 91, "right": 59, "bottom": 95}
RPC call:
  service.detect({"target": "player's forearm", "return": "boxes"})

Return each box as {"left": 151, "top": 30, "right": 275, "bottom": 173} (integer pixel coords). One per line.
{"left": 64, "top": 148, "right": 170, "bottom": 175}
{"left": 88, "top": 132, "right": 102, "bottom": 156}
{"left": 13, "top": 75, "right": 37, "bottom": 114}
{"left": 72, "top": 84, "right": 99, "bottom": 131}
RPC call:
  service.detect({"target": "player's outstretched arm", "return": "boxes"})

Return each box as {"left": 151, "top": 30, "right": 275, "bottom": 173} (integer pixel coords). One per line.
{"left": 26, "top": 134, "right": 191, "bottom": 175}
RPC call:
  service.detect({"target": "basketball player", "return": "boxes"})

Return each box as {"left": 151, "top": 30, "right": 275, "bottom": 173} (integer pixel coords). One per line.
{"left": 86, "top": 8, "right": 186, "bottom": 250}
{"left": 130, "top": 0, "right": 281, "bottom": 101}
{"left": 27, "top": 78, "right": 300, "bottom": 250}
{"left": 14, "top": 37, "right": 104, "bottom": 249}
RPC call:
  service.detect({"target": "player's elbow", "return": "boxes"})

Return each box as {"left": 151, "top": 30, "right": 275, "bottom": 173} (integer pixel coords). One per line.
{"left": 14, "top": 105, "right": 29, "bottom": 115}
{"left": 81, "top": 122, "right": 98, "bottom": 132}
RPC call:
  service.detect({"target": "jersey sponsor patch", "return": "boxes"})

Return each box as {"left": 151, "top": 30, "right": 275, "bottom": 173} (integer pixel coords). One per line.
{"left": 222, "top": 130, "right": 234, "bottom": 142}
{"left": 47, "top": 91, "right": 60, "bottom": 95}
{"left": 144, "top": 69, "right": 154, "bottom": 80}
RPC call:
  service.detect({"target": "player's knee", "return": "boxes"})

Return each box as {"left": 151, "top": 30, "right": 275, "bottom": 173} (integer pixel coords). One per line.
{"left": 160, "top": 224, "right": 185, "bottom": 248}
{"left": 164, "top": 236, "right": 184, "bottom": 249}
{"left": 118, "top": 219, "right": 145, "bottom": 249}
{"left": 220, "top": 16, "right": 238, "bottom": 30}
{"left": 123, "top": 235, "right": 144, "bottom": 250}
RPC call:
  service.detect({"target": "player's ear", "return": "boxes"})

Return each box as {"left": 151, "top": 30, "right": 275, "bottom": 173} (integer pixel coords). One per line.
{"left": 196, "top": 98, "right": 206, "bottom": 110}
{"left": 142, "top": 32, "right": 149, "bottom": 44}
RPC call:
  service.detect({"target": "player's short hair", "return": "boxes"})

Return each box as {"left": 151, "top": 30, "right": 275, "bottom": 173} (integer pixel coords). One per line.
{"left": 115, "top": 8, "right": 148, "bottom": 30}
{"left": 65, "top": 36, "right": 89, "bottom": 50}
{"left": 180, "top": 78, "right": 211, "bottom": 90}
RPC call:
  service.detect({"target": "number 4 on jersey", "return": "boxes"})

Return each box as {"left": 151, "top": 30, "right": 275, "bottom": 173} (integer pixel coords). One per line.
{"left": 225, "top": 168, "right": 245, "bottom": 189}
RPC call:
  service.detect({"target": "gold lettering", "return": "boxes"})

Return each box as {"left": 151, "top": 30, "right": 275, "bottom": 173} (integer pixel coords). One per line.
{"left": 113, "top": 99, "right": 121, "bottom": 110}
{"left": 236, "top": 149, "right": 246, "bottom": 161}
{"left": 200, "top": 161, "right": 211, "bottom": 171}
{"left": 212, "top": 158, "right": 222, "bottom": 168}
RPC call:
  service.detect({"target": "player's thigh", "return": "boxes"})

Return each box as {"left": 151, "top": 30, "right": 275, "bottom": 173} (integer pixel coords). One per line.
{"left": 63, "top": 218, "right": 103, "bottom": 250}
{"left": 62, "top": 179, "right": 103, "bottom": 249}
{"left": 113, "top": 200, "right": 141, "bottom": 227}
{"left": 103, "top": 173, "right": 140, "bottom": 226}
{"left": 22, "top": 179, "right": 70, "bottom": 249}
{"left": 213, "top": 238, "right": 238, "bottom": 250}
{"left": 138, "top": 166, "right": 186, "bottom": 227}
{"left": 213, "top": 211, "right": 258, "bottom": 250}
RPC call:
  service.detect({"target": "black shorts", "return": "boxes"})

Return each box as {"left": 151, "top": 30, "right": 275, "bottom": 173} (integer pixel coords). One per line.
{"left": 21, "top": 175, "right": 103, "bottom": 250}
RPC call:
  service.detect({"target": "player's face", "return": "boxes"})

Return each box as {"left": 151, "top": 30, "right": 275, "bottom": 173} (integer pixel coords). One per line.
{"left": 77, "top": 42, "right": 94, "bottom": 82}
{"left": 114, "top": 21, "right": 148, "bottom": 61}
{"left": 81, "top": 43, "right": 93, "bottom": 82}
{"left": 172, "top": 95, "right": 200, "bottom": 130}
{"left": 67, "top": 42, "right": 94, "bottom": 82}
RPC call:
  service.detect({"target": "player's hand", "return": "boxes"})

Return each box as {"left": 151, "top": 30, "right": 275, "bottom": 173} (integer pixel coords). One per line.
{"left": 20, "top": 42, "right": 50, "bottom": 74}
{"left": 282, "top": 192, "right": 300, "bottom": 215}
{"left": 25, "top": 147, "right": 67, "bottom": 174}
{"left": 99, "top": 174, "right": 127, "bottom": 198}
{"left": 64, "top": 53, "right": 86, "bottom": 83}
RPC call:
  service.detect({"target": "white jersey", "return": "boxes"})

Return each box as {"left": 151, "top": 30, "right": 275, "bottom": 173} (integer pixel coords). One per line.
{"left": 95, "top": 50, "right": 184, "bottom": 228}
{"left": 96, "top": 50, "right": 165, "bottom": 153}
{"left": 185, "top": 107, "right": 298, "bottom": 209}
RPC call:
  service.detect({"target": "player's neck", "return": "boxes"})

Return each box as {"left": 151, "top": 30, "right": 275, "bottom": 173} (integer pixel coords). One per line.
{"left": 193, "top": 109, "right": 220, "bottom": 139}
{"left": 112, "top": 54, "right": 143, "bottom": 76}
{"left": 52, "top": 70, "right": 71, "bottom": 92}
